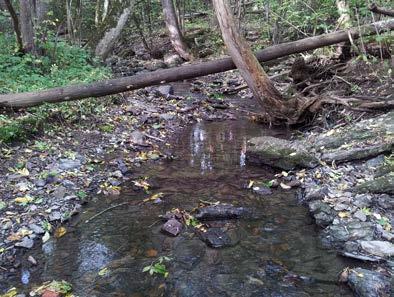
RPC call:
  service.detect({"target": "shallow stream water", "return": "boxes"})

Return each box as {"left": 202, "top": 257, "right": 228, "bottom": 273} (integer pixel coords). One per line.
{"left": 24, "top": 119, "right": 355, "bottom": 296}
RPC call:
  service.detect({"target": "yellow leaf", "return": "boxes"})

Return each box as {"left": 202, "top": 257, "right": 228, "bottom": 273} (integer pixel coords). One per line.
{"left": 98, "top": 267, "right": 109, "bottom": 276}
{"left": 338, "top": 212, "right": 350, "bottom": 218}
{"left": 247, "top": 180, "right": 254, "bottom": 189}
{"left": 17, "top": 168, "right": 29, "bottom": 176}
{"left": 42, "top": 231, "right": 50, "bottom": 243}
{"left": 143, "top": 192, "right": 164, "bottom": 203}
{"left": 54, "top": 227, "right": 67, "bottom": 238}
{"left": 14, "top": 196, "right": 33, "bottom": 204}
{"left": 280, "top": 183, "right": 291, "bottom": 190}
{"left": 281, "top": 171, "right": 289, "bottom": 177}
{"left": 0, "top": 287, "right": 18, "bottom": 297}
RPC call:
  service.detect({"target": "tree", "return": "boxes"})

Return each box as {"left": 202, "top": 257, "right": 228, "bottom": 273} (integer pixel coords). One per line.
{"left": 19, "top": 0, "right": 36, "bottom": 54}
{"left": 160, "top": 0, "right": 192, "bottom": 60}
{"left": 4, "top": 0, "right": 24, "bottom": 52}
{"left": 212, "top": 0, "right": 292, "bottom": 122}
{"left": 95, "top": 2, "right": 135, "bottom": 61}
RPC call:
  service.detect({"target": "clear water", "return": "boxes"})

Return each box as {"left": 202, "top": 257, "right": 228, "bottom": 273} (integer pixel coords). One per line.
{"left": 19, "top": 120, "right": 355, "bottom": 296}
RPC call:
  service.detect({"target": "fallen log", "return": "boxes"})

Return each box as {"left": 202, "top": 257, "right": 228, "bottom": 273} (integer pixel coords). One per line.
{"left": 369, "top": 3, "right": 394, "bottom": 17}
{"left": 1, "top": 19, "right": 393, "bottom": 108}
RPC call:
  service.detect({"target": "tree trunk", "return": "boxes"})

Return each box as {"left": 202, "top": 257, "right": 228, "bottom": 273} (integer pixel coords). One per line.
{"left": 19, "top": 0, "right": 36, "bottom": 54}
{"left": 212, "top": 0, "right": 290, "bottom": 121}
{"left": 1, "top": 19, "right": 393, "bottom": 109}
{"left": 34, "top": 0, "right": 49, "bottom": 23}
{"left": 369, "top": 3, "right": 394, "bottom": 17}
{"left": 95, "top": 3, "right": 134, "bottom": 61}
{"left": 4, "top": 0, "right": 24, "bottom": 52}
{"left": 161, "top": 0, "right": 192, "bottom": 60}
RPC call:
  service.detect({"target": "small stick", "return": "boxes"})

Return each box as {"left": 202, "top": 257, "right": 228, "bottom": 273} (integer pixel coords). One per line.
{"left": 85, "top": 202, "right": 129, "bottom": 223}
{"left": 143, "top": 132, "right": 165, "bottom": 142}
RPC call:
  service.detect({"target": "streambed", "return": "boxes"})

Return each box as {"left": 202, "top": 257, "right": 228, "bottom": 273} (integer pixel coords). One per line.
{"left": 20, "top": 119, "right": 355, "bottom": 296}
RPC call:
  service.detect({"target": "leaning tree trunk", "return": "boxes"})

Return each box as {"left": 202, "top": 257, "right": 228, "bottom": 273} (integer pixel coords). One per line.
{"left": 4, "top": 0, "right": 24, "bottom": 52}
{"left": 212, "top": 0, "right": 291, "bottom": 122}
{"left": 95, "top": 3, "right": 134, "bottom": 61}
{"left": 161, "top": 0, "right": 192, "bottom": 60}
{"left": 19, "top": 0, "right": 36, "bottom": 54}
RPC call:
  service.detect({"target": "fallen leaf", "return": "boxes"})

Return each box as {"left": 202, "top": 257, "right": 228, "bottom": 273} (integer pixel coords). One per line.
{"left": 143, "top": 192, "right": 164, "bottom": 203}
{"left": 42, "top": 231, "right": 50, "bottom": 243}
{"left": 280, "top": 183, "right": 291, "bottom": 190}
{"left": 1, "top": 287, "right": 18, "bottom": 297}
{"left": 98, "top": 267, "right": 109, "bottom": 276}
{"left": 54, "top": 227, "right": 67, "bottom": 238}
{"left": 145, "top": 248, "right": 158, "bottom": 257}
{"left": 338, "top": 212, "right": 350, "bottom": 218}
{"left": 17, "top": 168, "right": 29, "bottom": 176}
{"left": 15, "top": 196, "right": 34, "bottom": 204}
{"left": 247, "top": 180, "right": 254, "bottom": 189}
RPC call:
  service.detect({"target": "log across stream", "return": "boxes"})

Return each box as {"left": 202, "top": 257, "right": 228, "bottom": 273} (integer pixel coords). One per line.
{"left": 14, "top": 119, "right": 359, "bottom": 296}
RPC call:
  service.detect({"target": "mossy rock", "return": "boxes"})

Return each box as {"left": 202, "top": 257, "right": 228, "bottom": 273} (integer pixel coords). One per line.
{"left": 246, "top": 136, "right": 319, "bottom": 170}
{"left": 355, "top": 173, "right": 394, "bottom": 195}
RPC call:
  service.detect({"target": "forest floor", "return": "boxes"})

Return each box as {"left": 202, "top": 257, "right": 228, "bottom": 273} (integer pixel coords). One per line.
{"left": 0, "top": 52, "right": 393, "bottom": 296}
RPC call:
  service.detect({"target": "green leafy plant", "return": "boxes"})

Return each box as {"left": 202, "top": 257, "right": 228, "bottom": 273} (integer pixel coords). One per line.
{"left": 143, "top": 256, "right": 171, "bottom": 278}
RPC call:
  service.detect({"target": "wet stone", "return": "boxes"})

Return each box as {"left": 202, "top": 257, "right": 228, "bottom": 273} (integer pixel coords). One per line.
{"left": 359, "top": 240, "right": 394, "bottom": 258}
{"left": 323, "top": 222, "right": 374, "bottom": 246}
{"left": 198, "top": 227, "right": 241, "bottom": 248}
{"left": 195, "top": 204, "right": 250, "bottom": 221}
{"left": 308, "top": 200, "right": 335, "bottom": 227}
{"left": 161, "top": 219, "right": 182, "bottom": 237}
{"left": 15, "top": 237, "right": 34, "bottom": 249}
{"left": 347, "top": 268, "right": 391, "bottom": 297}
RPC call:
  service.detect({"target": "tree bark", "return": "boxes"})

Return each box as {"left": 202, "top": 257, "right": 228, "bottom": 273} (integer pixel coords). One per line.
{"left": 95, "top": 4, "right": 133, "bottom": 61}
{"left": 1, "top": 19, "right": 393, "bottom": 109}
{"left": 161, "top": 0, "right": 192, "bottom": 60}
{"left": 369, "top": 3, "right": 394, "bottom": 17}
{"left": 212, "top": 0, "right": 289, "bottom": 120}
{"left": 19, "top": 0, "right": 36, "bottom": 54}
{"left": 4, "top": 0, "right": 24, "bottom": 52}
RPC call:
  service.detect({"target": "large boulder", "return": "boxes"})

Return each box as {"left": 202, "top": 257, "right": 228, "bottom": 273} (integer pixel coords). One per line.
{"left": 246, "top": 136, "right": 319, "bottom": 170}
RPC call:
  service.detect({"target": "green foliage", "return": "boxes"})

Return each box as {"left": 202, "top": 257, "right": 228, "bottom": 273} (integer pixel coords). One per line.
{"left": 143, "top": 256, "right": 171, "bottom": 278}
{"left": 0, "top": 34, "right": 110, "bottom": 94}
{"left": 0, "top": 34, "right": 112, "bottom": 143}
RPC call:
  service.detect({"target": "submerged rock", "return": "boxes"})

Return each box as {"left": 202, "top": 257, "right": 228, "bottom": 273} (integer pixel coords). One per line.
{"left": 246, "top": 136, "right": 318, "bottom": 170}
{"left": 198, "top": 226, "right": 241, "bottom": 248}
{"left": 195, "top": 204, "right": 250, "bottom": 220}
{"left": 347, "top": 268, "right": 391, "bottom": 297}
{"left": 308, "top": 200, "right": 335, "bottom": 227}
{"left": 161, "top": 219, "right": 183, "bottom": 237}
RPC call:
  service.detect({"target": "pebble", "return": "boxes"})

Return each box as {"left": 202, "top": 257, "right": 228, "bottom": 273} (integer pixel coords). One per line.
{"left": 15, "top": 237, "right": 34, "bottom": 249}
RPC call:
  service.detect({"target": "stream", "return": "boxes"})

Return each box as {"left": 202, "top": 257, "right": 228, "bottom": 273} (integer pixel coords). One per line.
{"left": 22, "top": 119, "right": 355, "bottom": 296}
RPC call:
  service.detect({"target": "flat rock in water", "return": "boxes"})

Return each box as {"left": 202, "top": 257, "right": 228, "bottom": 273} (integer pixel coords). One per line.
{"left": 246, "top": 136, "right": 319, "bottom": 170}
{"left": 198, "top": 227, "right": 240, "bottom": 248}
{"left": 347, "top": 268, "right": 391, "bottom": 297}
{"left": 161, "top": 219, "right": 182, "bottom": 237}
{"left": 195, "top": 204, "right": 250, "bottom": 220}
{"left": 359, "top": 240, "right": 394, "bottom": 258}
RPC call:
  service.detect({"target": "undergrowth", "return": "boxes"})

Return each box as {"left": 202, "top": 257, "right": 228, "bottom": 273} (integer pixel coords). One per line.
{"left": 0, "top": 34, "right": 111, "bottom": 143}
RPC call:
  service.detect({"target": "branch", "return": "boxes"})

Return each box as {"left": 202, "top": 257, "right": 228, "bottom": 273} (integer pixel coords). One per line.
{"left": 369, "top": 3, "right": 394, "bottom": 17}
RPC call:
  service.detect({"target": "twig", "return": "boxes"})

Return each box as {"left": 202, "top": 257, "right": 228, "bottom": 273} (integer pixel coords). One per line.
{"left": 143, "top": 132, "right": 165, "bottom": 142}
{"left": 85, "top": 202, "right": 129, "bottom": 223}
{"left": 148, "top": 219, "right": 161, "bottom": 228}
